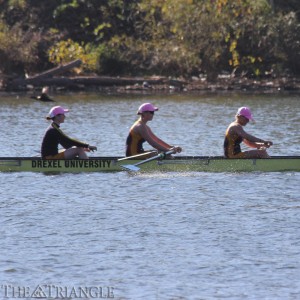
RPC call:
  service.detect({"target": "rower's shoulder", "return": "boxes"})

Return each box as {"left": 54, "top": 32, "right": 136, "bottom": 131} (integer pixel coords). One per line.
{"left": 227, "top": 121, "right": 243, "bottom": 133}
{"left": 230, "top": 121, "right": 243, "bottom": 128}
{"left": 132, "top": 120, "right": 147, "bottom": 129}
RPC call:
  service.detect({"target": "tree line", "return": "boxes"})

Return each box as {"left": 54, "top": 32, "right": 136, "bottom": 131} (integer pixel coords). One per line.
{"left": 0, "top": 0, "right": 299, "bottom": 82}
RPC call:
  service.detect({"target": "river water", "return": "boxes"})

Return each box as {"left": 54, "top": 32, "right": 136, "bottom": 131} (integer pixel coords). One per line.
{"left": 0, "top": 91, "right": 299, "bottom": 299}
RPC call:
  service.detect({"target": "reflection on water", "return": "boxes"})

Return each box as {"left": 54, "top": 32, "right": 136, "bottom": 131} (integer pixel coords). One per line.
{"left": 0, "top": 92, "right": 299, "bottom": 299}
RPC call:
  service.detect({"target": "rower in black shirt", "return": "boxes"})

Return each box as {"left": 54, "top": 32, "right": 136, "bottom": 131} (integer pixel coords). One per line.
{"left": 41, "top": 106, "right": 97, "bottom": 159}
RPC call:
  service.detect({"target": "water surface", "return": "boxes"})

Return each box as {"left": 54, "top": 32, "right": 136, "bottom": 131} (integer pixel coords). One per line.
{"left": 0, "top": 92, "right": 299, "bottom": 299}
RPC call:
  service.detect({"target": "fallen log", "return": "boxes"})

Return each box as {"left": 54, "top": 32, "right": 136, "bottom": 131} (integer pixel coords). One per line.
{"left": 9, "top": 75, "right": 183, "bottom": 90}
{"left": 28, "top": 59, "right": 82, "bottom": 81}
{"left": 8, "top": 59, "right": 82, "bottom": 89}
{"left": 73, "top": 76, "right": 166, "bottom": 86}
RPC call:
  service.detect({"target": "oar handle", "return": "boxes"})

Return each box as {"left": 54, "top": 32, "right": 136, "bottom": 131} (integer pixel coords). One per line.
{"left": 159, "top": 149, "right": 176, "bottom": 158}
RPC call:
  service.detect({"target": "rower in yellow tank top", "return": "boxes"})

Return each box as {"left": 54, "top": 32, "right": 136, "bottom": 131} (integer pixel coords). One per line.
{"left": 125, "top": 103, "right": 182, "bottom": 157}
{"left": 224, "top": 107, "right": 273, "bottom": 158}
{"left": 126, "top": 120, "right": 146, "bottom": 156}
{"left": 224, "top": 129, "right": 245, "bottom": 158}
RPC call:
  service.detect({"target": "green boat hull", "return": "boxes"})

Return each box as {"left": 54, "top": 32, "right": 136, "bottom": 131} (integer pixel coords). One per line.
{"left": 0, "top": 156, "right": 299, "bottom": 173}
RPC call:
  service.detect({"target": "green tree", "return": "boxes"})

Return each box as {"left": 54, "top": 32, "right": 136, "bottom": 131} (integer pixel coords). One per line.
{"left": 0, "top": 0, "right": 299, "bottom": 79}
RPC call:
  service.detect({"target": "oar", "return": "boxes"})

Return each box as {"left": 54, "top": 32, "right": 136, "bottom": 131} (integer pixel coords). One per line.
{"left": 121, "top": 149, "right": 175, "bottom": 171}
{"left": 117, "top": 150, "right": 157, "bottom": 162}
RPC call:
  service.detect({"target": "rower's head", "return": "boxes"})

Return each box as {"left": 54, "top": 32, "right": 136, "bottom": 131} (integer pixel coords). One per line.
{"left": 236, "top": 107, "right": 255, "bottom": 124}
{"left": 46, "top": 106, "right": 69, "bottom": 121}
{"left": 137, "top": 103, "right": 158, "bottom": 115}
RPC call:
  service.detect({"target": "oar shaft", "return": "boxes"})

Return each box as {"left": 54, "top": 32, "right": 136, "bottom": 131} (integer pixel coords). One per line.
{"left": 132, "top": 150, "right": 175, "bottom": 167}
{"left": 117, "top": 151, "right": 157, "bottom": 162}
{"left": 121, "top": 149, "right": 176, "bottom": 171}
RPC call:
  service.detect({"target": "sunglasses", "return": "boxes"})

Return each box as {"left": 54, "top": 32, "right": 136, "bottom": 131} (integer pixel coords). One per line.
{"left": 144, "top": 111, "right": 154, "bottom": 114}
{"left": 241, "top": 115, "right": 249, "bottom": 121}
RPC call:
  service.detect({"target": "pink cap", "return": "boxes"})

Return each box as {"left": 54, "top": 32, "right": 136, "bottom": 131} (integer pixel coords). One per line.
{"left": 137, "top": 103, "right": 159, "bottom": 114}
{"left": 236, "top": 107, "right": 254, "bottom": 121}
{"left": 47, "top": 106, "right": 69, "bottom": 119}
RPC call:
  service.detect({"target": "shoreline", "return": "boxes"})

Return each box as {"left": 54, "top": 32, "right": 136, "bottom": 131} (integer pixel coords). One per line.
{"left": 1, "top": 75, "right": 300, "bottom": 94}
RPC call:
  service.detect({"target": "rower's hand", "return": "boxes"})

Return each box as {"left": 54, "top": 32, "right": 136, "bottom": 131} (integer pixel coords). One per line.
{"left": 171, "top": 146, "right": 182, "bottom": 153}
{"left": 88, "top": 145, "right": 97, "bottom": 152}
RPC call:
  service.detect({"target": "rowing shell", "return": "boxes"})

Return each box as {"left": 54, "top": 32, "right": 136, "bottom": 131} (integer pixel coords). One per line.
{"left": 0, "top": 156, "right": 299, "bottom": 173}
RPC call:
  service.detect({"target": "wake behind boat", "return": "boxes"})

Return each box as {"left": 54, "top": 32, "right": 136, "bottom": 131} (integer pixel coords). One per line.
{"left": 0, "top": 156, "right": 299, "bottom": 173}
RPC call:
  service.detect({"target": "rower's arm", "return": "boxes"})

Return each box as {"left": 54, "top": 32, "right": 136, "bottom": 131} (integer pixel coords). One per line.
{"left": 244, "top": 139, "right": 273, "bottom": 149}
{"left": 138, "top": 125, "right": 172, "bottom": 151}
{"left": 243, "top": 139, "right": 261, "bottom": 148}
{"left": 234, "top": 125, "right": 265, "bottom": 143}
{"left": 58, "top": 130, "right": 89, "bottom": 149}
{"left": 233, "top": 125, "right": 273, "bottom": 148}
{"left": 146, "top": 127, "right": 173, "bottom": 148}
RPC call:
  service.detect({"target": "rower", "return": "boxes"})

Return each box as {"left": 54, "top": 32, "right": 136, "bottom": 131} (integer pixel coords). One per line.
{"left": 224, "top": 106, "right": 273, "bottom": 158}
{"left": 41, "top": 106, "right": 97, "bottom": 159}
{"left": 125, "top": 102, "right": 182, "bottom": 157}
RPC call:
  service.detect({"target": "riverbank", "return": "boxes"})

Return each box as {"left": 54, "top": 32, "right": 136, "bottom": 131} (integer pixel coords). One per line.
{"left": 2, "top": 74, "right": 300, "bottom": 94}
{"left": 118, "top": 75, "right": 300, "bottom": 93}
